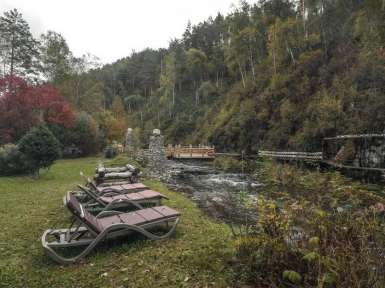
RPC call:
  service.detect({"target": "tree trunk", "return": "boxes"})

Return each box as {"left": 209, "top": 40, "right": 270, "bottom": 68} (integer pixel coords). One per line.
{"left": 272, "top": 23, "right": 277, "bottom": 75}
{"left": 172, "top": 84, "right": 175, "bottom": 106}
{"left": 238, "top": 61, "right": 246, "bottom": 88}
{"left": 10, "top": 32, "right": 15, "bottom": 77}
{"left": 249, "top": 46, "right": 256, "bottom": 81}
{"left": 195, "top": 88, "right": 199, "bottom": 106}
{"left": 286, "top": 40, "right": 296, "bottom": 65}
{"left": 301, "top": 0, "right": 308, "bottom": 40}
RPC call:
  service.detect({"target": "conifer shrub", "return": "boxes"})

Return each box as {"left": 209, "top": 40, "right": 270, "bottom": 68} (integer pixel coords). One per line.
{"left": 104, "top": 145, "right": 118, "bottom": 159}
{"left": 0, "top": 144, "right": 31, "bottom": 175}
{"left": 18, "top": 126, "right": 62, "bottom": 175}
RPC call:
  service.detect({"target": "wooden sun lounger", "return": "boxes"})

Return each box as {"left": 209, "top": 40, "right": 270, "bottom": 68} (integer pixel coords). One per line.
{"left": 86, "top": 179, "right": 149, "bottom": 195}
{"left": 69, "top": 187, "right": 169, "bottom": 212}
{"left": 94, "top": 165, "right": 140, "bottom": 185}
{"left": 42, "top": 193, "right": 180, "bottom": 264}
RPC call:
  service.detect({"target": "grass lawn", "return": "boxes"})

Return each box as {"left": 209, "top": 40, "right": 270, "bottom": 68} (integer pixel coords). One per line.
{"left": 0, "top": 157, "right": 234, "bottom": 288}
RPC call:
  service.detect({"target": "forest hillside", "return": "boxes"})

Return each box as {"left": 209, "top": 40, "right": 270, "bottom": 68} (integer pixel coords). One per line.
{"left": 1, "top": 0, "right": 384, "bottom": 154}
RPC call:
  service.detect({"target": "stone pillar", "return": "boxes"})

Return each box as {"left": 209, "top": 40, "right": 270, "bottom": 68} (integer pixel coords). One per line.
{"left": 125, "top": 128, "right": 133, "bottom": 153}
{"left": 147, "top": 129, "right": 166, "bottom": 176}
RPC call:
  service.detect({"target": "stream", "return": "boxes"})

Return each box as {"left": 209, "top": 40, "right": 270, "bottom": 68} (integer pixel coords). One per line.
{"left": 164, "top": 160, "right": 263, "bottom": 220}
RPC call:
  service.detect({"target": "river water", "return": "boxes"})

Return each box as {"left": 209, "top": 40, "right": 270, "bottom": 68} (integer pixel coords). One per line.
{"left": 165, "top": 160, "right": 262, "bottom": 219}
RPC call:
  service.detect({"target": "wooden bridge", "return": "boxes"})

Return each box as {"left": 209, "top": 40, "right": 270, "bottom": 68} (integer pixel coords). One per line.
{"left": 258, "top": 134, "right": 385, "bottom": 180}
{"left": 166, "top": 145, "right": 215, "bottom": 159}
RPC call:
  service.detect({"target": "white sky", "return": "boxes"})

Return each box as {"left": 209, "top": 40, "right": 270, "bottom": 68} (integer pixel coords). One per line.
{"left": 0, "top": 0, "right": 256, "bottom": 64}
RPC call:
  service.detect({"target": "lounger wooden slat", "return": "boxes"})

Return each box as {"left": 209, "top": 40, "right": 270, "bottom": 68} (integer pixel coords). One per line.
{"left": 117, "top": 212, "right": 147, "bottom": 226}
{"left": 96, "top": 183, "right": 148, "bottom": 194}
{"left": 153, "top": 206, "right": 181, "bottom": 218}
{"left": 138, "top": 190, "right": 165, "bottom": 198}
{"left": 136, "top": 208, "right": 165, "bottom": 222}
{"left": 120, "top": 183, "right": 148, "bottom": 191}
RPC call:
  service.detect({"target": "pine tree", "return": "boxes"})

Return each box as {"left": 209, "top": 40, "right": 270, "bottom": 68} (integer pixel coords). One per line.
{"left": 40, "top": 31, "right": 72, "bottom": 83}
{"left": 0, "top": 9, "right": 40, "bottom": 78}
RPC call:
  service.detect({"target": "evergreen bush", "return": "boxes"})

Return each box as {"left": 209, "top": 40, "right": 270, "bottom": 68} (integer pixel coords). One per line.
{"left": 0, "top": 144, "right": 31, "bottom": 175}
{"left": 18, "top": 126, "right": 62, "bottom": 175}
{"left": 104, "top": 145, "right": 118, "bottom": 159}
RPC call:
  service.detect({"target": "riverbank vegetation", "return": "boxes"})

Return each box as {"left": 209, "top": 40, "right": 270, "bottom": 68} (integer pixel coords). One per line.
{"left": 213, "top": 155, "right": 261, "bottom": 173}
{"left": 230, "top": 161, "right": 385, "bottom": 287}
{"left": 213, "top": 156, "right": 243, "bottom": 172}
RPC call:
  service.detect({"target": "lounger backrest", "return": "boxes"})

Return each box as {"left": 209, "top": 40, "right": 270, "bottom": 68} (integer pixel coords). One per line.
{"left": 66, "top": 193, "right": 101, "bottom": 233}
{"left": 87, "top": 179, "right": 98, "bottom": 191}
{"left": 77, "top": 185, "right": 105, "bottom": 206}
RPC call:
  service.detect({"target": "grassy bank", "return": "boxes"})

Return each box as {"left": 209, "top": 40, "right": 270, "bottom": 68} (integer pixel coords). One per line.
{"left": 0, "top": 157, "right": 233, "bottom": 288}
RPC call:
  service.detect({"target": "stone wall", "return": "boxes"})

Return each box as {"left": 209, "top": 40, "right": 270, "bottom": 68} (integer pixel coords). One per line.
{"left": 124, "top": 128, "right": 133, "bottom": 153}
{"left": 146, "top": 129, "right": 167, "bottom": 177}
{"left": 324, "top": 136, "right": 385, "bottom": 169}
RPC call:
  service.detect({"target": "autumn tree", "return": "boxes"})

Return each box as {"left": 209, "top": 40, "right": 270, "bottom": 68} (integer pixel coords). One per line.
{"left": 0, "top": 76, "right": 75, "bottom": 144}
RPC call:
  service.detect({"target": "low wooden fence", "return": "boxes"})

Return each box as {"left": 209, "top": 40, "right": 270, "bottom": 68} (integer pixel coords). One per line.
{"left": 258, "top": 150, "right": 323, "bottom": 162}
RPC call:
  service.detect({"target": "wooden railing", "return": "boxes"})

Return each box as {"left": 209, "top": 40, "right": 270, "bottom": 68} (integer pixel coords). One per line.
{"left": 166, "top": 145, "right": 215, "bottom": 159}
{"left": 258, "top": 150, "right": 323, "bottom": 161}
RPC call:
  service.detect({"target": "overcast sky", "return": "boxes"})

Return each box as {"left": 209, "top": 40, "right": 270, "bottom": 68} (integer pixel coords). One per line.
{"left": 0, "top": 0, "right": 257, "bottom": 64}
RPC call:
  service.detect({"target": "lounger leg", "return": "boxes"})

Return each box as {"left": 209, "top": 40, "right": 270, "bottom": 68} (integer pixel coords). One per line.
{"left": 42, "top": 229, "right": 109, "bottom": 265}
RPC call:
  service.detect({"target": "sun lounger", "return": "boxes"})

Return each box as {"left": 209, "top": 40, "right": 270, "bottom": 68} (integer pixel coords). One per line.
{"left": 69, "top": 187, "right": 169, "bottom": 212}
{"left": 97, "top": 180, "right": 135, "bottom": 187}
{"left": 86, "top": 181, "right": 149, "bottom": 195}
{"left": 95, "top": 171, "right": 134, "bottom": 182}
{"left": 42, "top": 193, "right": 180, "bottom": 264}
{"left": 94, "top": 165, "right": 140, "bottom": 185}
{"left": 96, "top": 164, "right": 140, "bottom": 174}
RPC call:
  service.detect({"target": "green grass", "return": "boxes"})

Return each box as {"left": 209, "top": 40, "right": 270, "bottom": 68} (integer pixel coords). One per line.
{"left": 0, "top": 157, "right": 233, "bottom": 287}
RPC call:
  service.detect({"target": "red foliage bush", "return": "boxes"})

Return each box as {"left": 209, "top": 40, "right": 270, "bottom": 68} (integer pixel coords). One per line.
{"left": 0, "top": 76, "right": 75, "bottom": 143}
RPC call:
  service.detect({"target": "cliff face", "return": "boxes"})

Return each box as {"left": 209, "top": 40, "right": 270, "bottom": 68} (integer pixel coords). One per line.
{"left": 358, "top": 139, "right": 385, "bottom": 169}
{"left": 324, "top": 136, "right": 385, "bottom": 169}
